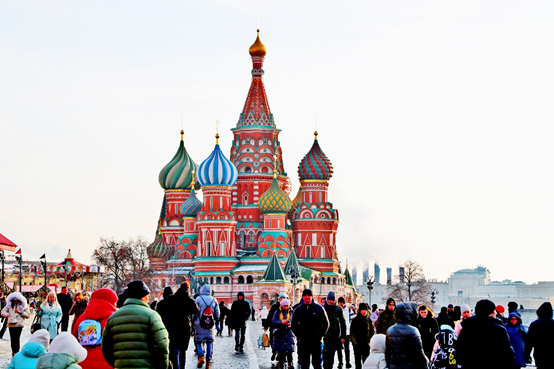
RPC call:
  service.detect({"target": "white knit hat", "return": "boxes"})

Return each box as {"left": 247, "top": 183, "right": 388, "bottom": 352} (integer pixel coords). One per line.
{"left": 48, "top": 332, "right": 87, "bottom": 362}
{"left": 28, "top": 329, "right": 50, "bottom": 350}
{"left": 460, "top": 304, "right": 471, "bottom": 314}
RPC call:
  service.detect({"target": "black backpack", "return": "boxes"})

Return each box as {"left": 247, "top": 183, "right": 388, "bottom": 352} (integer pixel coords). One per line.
{"left": 199, "top": 296, "right": 215, "bottom": 329}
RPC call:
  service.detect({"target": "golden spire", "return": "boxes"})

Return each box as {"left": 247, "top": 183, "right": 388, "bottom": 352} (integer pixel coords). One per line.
{"left": 215, "top": 120, "right": 220, "bottom": 145}
{"left": 249, "top": 29, "right": 267, "bottom": 57}
{"left": 180, "top": 129, "right": 184, "bottom": 141}
{"left": 314, "top": 131, "right": 319, "bottom": 141}
{"left": 273, "top": 154, "right": 278, "bottom": 178}
{"left": 191, "top": 169, "right": 196, "bottom": 193}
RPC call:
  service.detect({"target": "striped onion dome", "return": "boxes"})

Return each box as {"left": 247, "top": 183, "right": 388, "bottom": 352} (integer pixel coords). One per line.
{"left": 147, "top": 232, "right": 171, "bottom": 259}
{"left": 158, "top": 130, "right": 199, "bottom": 190}
{"left": 197, "top": 134, "right": 238, "bottom": 187}
{"left": 287, "top": 185, "right": 302, "bottom": 219}
{"left": 258, "top": 174, "right": 292, "bottom": 214}
{"left": 298, "top": 131, "right": 333, "bottom": 181}
{"left": 181, "top": 184, "right": 202, "bottom": 217}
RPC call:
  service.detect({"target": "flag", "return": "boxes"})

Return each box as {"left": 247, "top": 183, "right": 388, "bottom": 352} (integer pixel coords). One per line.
{"left": 15, "top": 248, "right": 21, "bottom": 255}
{"left": 40, "top": 254, "right": 46, "bottom": 259}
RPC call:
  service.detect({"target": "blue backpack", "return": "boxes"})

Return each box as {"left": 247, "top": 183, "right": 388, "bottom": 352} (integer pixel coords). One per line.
{"left": 77, "top": 319, "right": 102, "bottom": 346}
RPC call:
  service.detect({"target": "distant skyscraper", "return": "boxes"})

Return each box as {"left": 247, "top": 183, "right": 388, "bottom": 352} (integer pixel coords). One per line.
{"left": 352, "top": 266, "right": 358, "bottom": 286}
{"left": 362, "top": 261, "right": 369, "bottom": 283}
{"left": 387, "top": 268, "right": 392, "bottom": 284}
{"left": 374, "top": 263, "right": 381, "bottom": 284}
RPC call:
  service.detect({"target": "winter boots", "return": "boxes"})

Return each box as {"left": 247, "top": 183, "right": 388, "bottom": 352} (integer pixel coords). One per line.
{"left": 197, "top": 356, "right": 205, "bottom": 368}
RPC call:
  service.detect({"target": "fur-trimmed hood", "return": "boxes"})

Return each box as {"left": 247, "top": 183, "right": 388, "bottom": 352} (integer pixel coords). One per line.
{"left": 7, "top": 292, "right": 27, "bottom": 309}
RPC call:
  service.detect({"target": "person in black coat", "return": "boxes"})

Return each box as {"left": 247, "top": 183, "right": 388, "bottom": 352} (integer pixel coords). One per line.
{"left": 417, "top": 305, "right": 439, "bottom": 359}
{"left": 385, "top": 302, "right": 428, "bottom": 369}
{"left": 457, "top": 299, "right": 514, "bottom": 369}
{"left": 156, "top": 282, "right": 199, "bottom": 369}
{"left": 56, "top": 286, "right": 73, "bottom": 332}
{"left": 526, "top": 301, "right": 554, "bottom": 369}
{"left": 230, "top": 291, "right": 251, "bottom": 353}
{"left": 349, "top": 303, "right": 374, "bottom": 369}
{"left": 292, "top": 289, "right": 330, "bottom": 369}
{"left": 265, "top": 292, "right": 288, "bottom": 361}
{"left": 323, "top": 291, "right": 346, "bottom": 369}
{"left": 436, "top": 306, "right": 455, "bottom": 329}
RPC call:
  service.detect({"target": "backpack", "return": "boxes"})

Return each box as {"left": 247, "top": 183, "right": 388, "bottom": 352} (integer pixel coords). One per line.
{"left": 78, "top": 319, "right": 102, "bottom": 346}
{"left": 199, "top": 297, "right": 215, "bottom": 329}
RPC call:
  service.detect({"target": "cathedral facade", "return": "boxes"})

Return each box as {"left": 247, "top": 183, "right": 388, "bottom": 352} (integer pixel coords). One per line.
{"left": 147, "top": 31, "right": 359, "bottom": 308}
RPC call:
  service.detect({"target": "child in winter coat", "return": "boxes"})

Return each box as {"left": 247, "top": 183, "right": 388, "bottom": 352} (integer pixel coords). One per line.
{"left": 429, "top": 325, "right": 461, "bottom": 369}
{"left": 7, "top": 329, "right": 50, "bottom": 369}
{"left": 272, "top": 299, "right": 295, "bottom": 369}
{"left": 36, "top": 332, "right": 87, "bottom": 369}
{"left": 363, "top": 334, "right": 387, "bottom": 369}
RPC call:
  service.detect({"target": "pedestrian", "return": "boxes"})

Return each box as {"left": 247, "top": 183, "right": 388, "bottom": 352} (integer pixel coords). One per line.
{"left": 385, "top": 302, "right": 428, "bottom": 369}
{"left": 504, "top": 313, "right": 528, "bottom": 369}
{"left": 70, "top": 288, "right": 117, "bottom": 369}
{"left": 456, "top": 299, "right": 514, "bottom": 369}
{"left": 216, "top": 301, "right": 226, "bottom": 336}
{"left": 150, "top": 297, "right": 159, "bottom": 310}
{"left": 56, "top": 287, "right": 73, "bottom": 333}
{"left": 350, "top": 303, "right": 374, "bottom": 369}
{"left": 0, "top": 292, "right": 8, "bottom": 339}
{"left": 508, "top": 301, "right": 521, "bottom": 317}
{"left": 272, "top": 298, "right": 296, "bottom": 369}
{"left": 68, "top": 292, "right": 88, "bottom": 333}
{"left": 37, "top": 292, "right": 62, "bottom": 342}
{"left": 496, "top": 305, "right": 507, "bottom": 324}
{"left": 429, "top": 325, "right": 459, "bottom": 369}
{"left": 251, "top": 305, "right": 256, "bottom": 321}
{"left": 338, "top": 296, "right": 354, "bottom": 369}
{"left": 7, "top": 329, "right": 49, "bottom": 369}
{"left": 362, "top": 334, "right": 387, "bottom": 369}
{"left": 36, "top": 332, "right": 87, "bottom": 369}
{"left": 116, "top": 288, "right": 127, "bottom": 309}
{"left": 451, "top": 306, "right": 461, "bottom": 322}
{"left": 370, "top": 304, "right": 384, "bottom": 327}
{"left": 291, "top": 289, "right": 330, "bottom": 369}
{"left": 436, "top": 307, "right": 454, "bottom": 329}
{"left": 375, "top": 298, "right": 396, "bottom": 334}
{"left": 1, "top": 292, "right": 31, "bottom": 356}
{"left": 266, "top": 292, "right": 288, "bottom": 362}
{"left": 102, "top": 280, "right": 169, "bottom": 369}
{"left": 230, "top": 291, "right": 251, "bottom": 353}
{"left": 454, "top": 304, "right": 471, "bottom": 336}
{"left": 446, "top": 305, "right": 455, "bottom": 321}
{"left": 260, "top": 305, "right": 269, "bottom": 327}
{"left": 194, "top": 284, "right": 219, "bottom": 369}
{"left": 416, "top": 305, "right": 438, "bottom": 359}
{"left": 157, "top": 282, "right": 199, "bottom": 369}
{"left": 323, "top": 291, "right": 347, "bottom": 369}
{"left": 525, "top": 301, "right": 554, "bottom": 369}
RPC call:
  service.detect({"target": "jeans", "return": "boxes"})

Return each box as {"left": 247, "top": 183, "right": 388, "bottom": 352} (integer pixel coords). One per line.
{"left": 235, "top": 326, "right": 246, "bottom": 348}
{"left": 196, "top": 341, "right": 213, "bottom": 363}
{"left": 353, "top": 345, "right": 370, "bottom": 369}
{"left": 9, "top": 327, "right": 23, "bottom": 353}
{"left": 338, "top": 336, "right": 351, "bottom": 365}
{"left": 323, "top": 341, "right": 341, "bottom": 369}
{"left": 60, "top": 315, "right": 69, "bottom": 332}
{"left": 169, "top": 340, "right": 190, "bottom": 369}
{"left": 298, "top": 340, "right": 323, "bottom": 369}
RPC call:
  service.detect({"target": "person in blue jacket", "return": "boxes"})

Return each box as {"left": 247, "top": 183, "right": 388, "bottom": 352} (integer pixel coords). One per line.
{"left": 505, "top": 313, "right": 529, "bottom": 368}
{"left": 37, "top": 292, "right": 62, "bottom": 341}
{"left": 272, "top": 299, "right": 296, "bottom": 369}
{"left": 7, "top": 329, "right": 50, "bottom": 369}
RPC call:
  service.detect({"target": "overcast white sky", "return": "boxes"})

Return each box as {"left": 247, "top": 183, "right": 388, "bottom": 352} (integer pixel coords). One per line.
{"left": 1, "top": 1, "right": 553, "bottom": 284}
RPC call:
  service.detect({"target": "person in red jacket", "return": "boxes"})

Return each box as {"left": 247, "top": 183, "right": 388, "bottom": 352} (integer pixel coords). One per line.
{"left": 71, "top": 288, "right": 118, "bottom": 369}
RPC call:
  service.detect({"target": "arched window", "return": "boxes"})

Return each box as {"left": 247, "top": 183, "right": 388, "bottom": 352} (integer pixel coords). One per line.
{"left": 238, "top": 276, "right": 245, "bottom": 284}
{"left": 246, "top": 275, "right": 253, "bottom": 284}
{"left": 332, "top": 278, "right": 337, "bottom": 285}
{"left": 224, "top": 277, "right": 230, "bottom": 284}
{"left": 216, "top": 277, "right": 222, "bottom": 284}
{"left": 245, "top": 167, "right": 252, "bottom": 173}
{"left": 327, "top": 277, "right": 331, "bottom": 285}
{"left": 322, "top": 277, "right": 325, "bottom": 285}
{"left": 210, "top": 277, "right": 214, "bottom": 285}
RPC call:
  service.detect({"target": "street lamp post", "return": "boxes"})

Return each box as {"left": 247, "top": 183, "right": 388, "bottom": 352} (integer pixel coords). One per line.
{"left": 15, "top": 253, "right": 23, "bottom": 292}
{"left": 289, "top": 266, "right": 301, "bottom": 305}
{"left": 39, "top": 254, "right": 47, "bottom": 290}
{"left": 366, "top": 276, "right": 375, "bottom": 307}
{"left": 430, "top": 288, "right": 438, "bottom": 307}
{"left": 0, "top": 251, "right": 4, "bottom": 282}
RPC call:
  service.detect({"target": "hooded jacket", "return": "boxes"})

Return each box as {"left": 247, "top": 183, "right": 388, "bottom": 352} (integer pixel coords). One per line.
{"left": 323, "top": 292, "right": 346, "bottom": 348}
{"left": 102, "top": 297, "right": 169, "bottom": 369}
{"left": 7, "top": 342, "right": 47, "bottom": 369}
{"left": 194, "top": 284, "right": 219, "bottom": 342}
{"left": 504, "top": 313, "right": 527, "bottom": 367}
{"left": 385, "top": 302, "right": 428, "bottom": 369}
{"left": 376, "top": 298, "right": 396, "bottom": 334}
{"left": 291, "top": 298, "right": 330, "bottom": 343}
{"left": 157, "top": 284, "right": 199, "bottom": 345}
{"left": 363, "top": 334, "right": 387, "bottom": 369}
{"left": 1, "top": 292, "right": 30, "bottom": 327}
{"left": 71, "top": 288, "right": 118, "bottom": 369}
{"left": 272, "top": 306, "right": 295, "bottom": 353}
{"left": 429, "top": 326, "right": 459, "bottom": 369}
{"left": 37, "top": 332, "right": 87, "bottom": 369}
{"left": 417, "top": 311, "right": 439, "bottom": 359}
{"left": 456, "top": 313, "right": 514, "bottom": 369}
{"left": 527, "top": 302, "right": 554, "bottom": 368}
{"left": 350, "top": 309, "right": 374, "bottom": 348}
{"left": 231, "top": 291, "right": 251, "bottom": 329}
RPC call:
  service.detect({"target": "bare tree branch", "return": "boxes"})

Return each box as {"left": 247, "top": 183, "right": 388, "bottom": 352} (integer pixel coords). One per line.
{"left": 386, "top": 259, "right": 432, "bottom": 306}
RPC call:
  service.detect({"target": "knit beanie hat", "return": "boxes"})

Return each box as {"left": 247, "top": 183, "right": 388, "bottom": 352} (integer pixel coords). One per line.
{"left": 358, "top": 302, "right": 369, "bottom": 311}
{"left": 327, "top": 291, "right": 336, "bottom": 301}
{"left": 28, "top": 329, "right": 50, "bottom": 350}
{"left": 280, "top": 299, "right": 291, "bottom": 306}
{"left": 475, "top": 299, "right": 496, "bottom": 316}
{"left": 460, "top": 304, "right": 471, "bottom": 314}
{"left": 126, "top": 280, "right": 150, "bottom": 298}
{"left": 49, "top": 332, "right": 87, "bottom": 362}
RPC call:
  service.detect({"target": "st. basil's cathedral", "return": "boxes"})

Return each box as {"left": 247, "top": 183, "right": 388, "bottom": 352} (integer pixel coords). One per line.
{"left": 147, "top": 31, "right": 360, "bottom": 308}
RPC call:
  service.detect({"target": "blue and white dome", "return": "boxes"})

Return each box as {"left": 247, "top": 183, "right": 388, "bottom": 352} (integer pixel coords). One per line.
{"left": 181, "top": 188, "right": 202, "bottom": 217}
{"left": 197, "top": 135, "right": 238, "bottom": 187}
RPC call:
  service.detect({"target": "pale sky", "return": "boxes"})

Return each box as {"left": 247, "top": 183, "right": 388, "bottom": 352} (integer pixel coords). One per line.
{"left": 1, "top": 1, "right": 553, "bottom": 284}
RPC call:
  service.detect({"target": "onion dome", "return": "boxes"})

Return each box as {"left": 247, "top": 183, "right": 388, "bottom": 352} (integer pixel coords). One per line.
{"left": 197, "top": 134, "right": 238, "bottom": 187}
{"left": 147, "top": 231, "right": 171, "bottom": 259}
{"left": 180, "top": 171, "right": 202, "bottom": 217}
{"left": 159, "top": 130, "right": 199, "bottom": 190}
{"left": 287, "top": 185, "right": 302, "bottom": 218}
{"left": 259, "top": 172, "right": 292, "bottom": 214}
{"left": 298, "top": 131, "right": 333, "bottom": 181}
{"left": 249, "top": 29, "right": 267, "bottom": 57}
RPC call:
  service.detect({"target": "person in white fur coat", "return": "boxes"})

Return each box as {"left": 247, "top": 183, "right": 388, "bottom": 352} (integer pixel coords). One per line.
{"left": 363, "top": 334, "right": 387, "bottom": 369}
{"left": 36, "top": 332, "right": 87, "bottom": 369}
{"left": 1, "top": 292, "right": 30, "bottom": 355}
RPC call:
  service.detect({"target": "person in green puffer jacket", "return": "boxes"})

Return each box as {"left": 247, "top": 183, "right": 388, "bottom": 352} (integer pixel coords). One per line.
{"left": 102, "top": 281, "right": 169, "bottom": 369}
{"left": 36, "top": 332, "right": 87, "bottom": 369}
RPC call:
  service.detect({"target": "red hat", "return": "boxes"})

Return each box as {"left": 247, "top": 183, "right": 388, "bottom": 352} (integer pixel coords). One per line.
{"left": 91, "top": 288, "right": 118, "bottom": 305}
{"left": 496, "top": 305, "right": 505, "bottom": 314}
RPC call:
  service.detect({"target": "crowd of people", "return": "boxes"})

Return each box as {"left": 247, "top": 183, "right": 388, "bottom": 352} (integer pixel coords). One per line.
{"left": 1, "top": 281, "right": 553, "bottom": 369}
